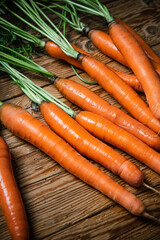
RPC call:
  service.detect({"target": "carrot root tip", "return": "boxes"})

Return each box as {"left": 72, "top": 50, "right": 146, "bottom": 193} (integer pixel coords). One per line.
{"left": 142, "top": 212, "right": 160, "bottom": 223}
{"left": 143, "top": 182, "right": 160, "bottom": 195}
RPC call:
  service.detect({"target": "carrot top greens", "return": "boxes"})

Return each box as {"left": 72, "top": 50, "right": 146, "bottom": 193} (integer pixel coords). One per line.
{"left": 37, "top": 1, "right": 86, "bottom": 32}
{"left": 0, "top": 46, "right": 75, "bottom": 117}
{"left": 0, "top": 61, "right": 75, "bottom": 117}
{"left": 45, "top": 0, "right": 114, "bottom": 23}
{"left": 0, "top": 45, "right": 55, "bottom": 79}
{"left": 0, "top": 2, "right": 41, "bottom": 58}
{"left": 0, "top": 17, "right": 45, "bottom": 48}
{"left": 3, "top": 0, "right": 79, "bottom": 59}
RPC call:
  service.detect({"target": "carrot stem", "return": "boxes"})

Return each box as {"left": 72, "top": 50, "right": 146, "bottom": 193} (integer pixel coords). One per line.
{"left": 37, "top": 1, "right": 86, "bottom": 32}
{"left": 71, "top": 65, "right": 97, "bottom": 84}
{"left": 0, "top": 61, "right": 75, "bottom": 117}
{"left": 55, "top": 0, "right": 114, "bottom": 22}
{"left": 0, "top": 102, "right": 3, "bottom": 106}
{"left": 0, "top": 45, "right": 55, "bottom": 78}
{"left": 8, "top": 0, "right": 78, "bottom": 58}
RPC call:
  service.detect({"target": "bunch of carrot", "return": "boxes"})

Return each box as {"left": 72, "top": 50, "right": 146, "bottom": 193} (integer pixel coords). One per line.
{"left": 55, "top": 0, "right": 160, "bottom": 119}
{"left": 1, "top": 101, "right": 158, "bottom": 234}
{"left": 0, "top": 0, "right": 160, "bottom": 238}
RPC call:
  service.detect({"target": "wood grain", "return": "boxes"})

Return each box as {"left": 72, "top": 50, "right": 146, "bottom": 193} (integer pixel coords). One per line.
{"left": 0, "top": 0, "right": 160, "bottom": 239}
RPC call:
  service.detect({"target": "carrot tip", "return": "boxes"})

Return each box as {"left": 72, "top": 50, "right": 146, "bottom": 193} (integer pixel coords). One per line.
{"left": 142, "top": 212, "right": 160, "bottom": 223}
{"left": 143, "top": 182, "right": 160, "bottom": 195}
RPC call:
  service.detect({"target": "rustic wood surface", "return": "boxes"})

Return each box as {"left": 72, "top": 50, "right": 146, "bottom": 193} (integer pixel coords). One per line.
{"left": 0, "top": 0, "right": 160, "bottom": 239}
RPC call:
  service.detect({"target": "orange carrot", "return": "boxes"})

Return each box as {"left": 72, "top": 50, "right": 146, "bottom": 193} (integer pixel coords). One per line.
{"left": 74, "top": 111, "right": 160, "bottom": 175}
{"left": 40, "top": 101, "right": 144, "bottom": 187}
{"left": 46, "top": 41, "right": 160, "bottom": 132}
{"left": 88, "top": 29, "right": 128, "bottom": 66}
{"left": 152, "top": 60, "right": 160, "bottom": 77}
{"left": 0, "top": 136, "right": 29, "bottom": 240}
{"left": 116, "top": 18, "right": 160, "bottom": 65}
{"left": 87, "top": 27, "right": 160, "bottom": 79}
{"left": 108, "top": 20, "right": 160, "bottom": 119}
{"left": 45, "top": 41, "right": 83, "bottom": 69}
{"left": 107, "top": 65, "right": 143, "bottom": 92}
{"left": 77, "top": 53, "right": 160, "bottom": 132}
{"left": 0, "top": 102, "right": 147, "bottom": 216}
{"left": 54, "top": 78, "right": 160, "bottom": 148}
{"left": 45, "top": 41, "right": 142, "bottom": 91}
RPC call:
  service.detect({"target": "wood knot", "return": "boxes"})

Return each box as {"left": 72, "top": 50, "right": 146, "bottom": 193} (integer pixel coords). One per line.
{"left": 146, "top": 25, "right": 157, "bottom": 35}
{"left": 142, "top": 0, "right": 153, "bottom": 6}
{"left": 85, "top": 40, "right": 96, "bottom": 52}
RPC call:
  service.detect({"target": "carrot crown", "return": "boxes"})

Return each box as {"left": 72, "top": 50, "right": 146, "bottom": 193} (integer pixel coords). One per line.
{"left": 0, "top": 61, "right": 75, "bottom": 117}
{"left": 4, "top": 0, "right": 79, "bottom": 59}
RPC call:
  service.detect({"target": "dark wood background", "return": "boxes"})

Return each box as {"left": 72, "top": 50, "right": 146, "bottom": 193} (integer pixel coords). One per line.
{"left": 0, "top": 0, "right": 160, "bottom": 239}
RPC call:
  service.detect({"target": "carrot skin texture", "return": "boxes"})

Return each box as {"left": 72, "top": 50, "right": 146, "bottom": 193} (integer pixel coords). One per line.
{"left": 109, "top": 22, "right": 160, "bottom": 119}
{"left": 88, "top": 29, "right": 128, "bottom": 66}
{"left": 116, "top": 18, "right": 160, "bottom": 65}
{"left": 0, "top": 103, "right": 145, "bottom": 216}
{"left": 45, "top": 41, "right": 83, "bottom": 69}
{"left": 54, "top": 78, "right": 160, "bottom": 148}
{"left": 107, "top": 65, "right": 143, "bottom": 92}
{"left": 46, "top": 41, "right": 160, "bottom": 133}
{"left": 152, "top": 60, "right": 160, "bottom": 77}
{"left": 88, "top": 28, "right": 160, "bottom": 79}
{"left": 75, "top": 111, "right": 160, "bottom": 174}
{"left": 40, "top": 101, "right": 143, "bottom": 187}
{"left": 78, "top": 54, "right": 160, "bottom": 133}
{"left": 87, "top": 31, "right": 143, "bottom": 91}
{"left": 0, "top": 136, "right": 29, "bottom": 240}
{"left": 45, "top": 41, "right": 142, "bottom": 91}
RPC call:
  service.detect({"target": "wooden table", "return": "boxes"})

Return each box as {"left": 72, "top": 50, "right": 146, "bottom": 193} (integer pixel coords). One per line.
{"left": 0, "top": 0, "right": 160, "bottom": 239}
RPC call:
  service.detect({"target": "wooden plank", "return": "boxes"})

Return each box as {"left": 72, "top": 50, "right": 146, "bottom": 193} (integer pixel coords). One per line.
{"left": 0, "top": 0, "right": 160, "bottom": 239}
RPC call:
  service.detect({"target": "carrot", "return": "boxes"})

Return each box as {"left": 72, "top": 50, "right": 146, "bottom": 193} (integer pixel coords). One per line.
{"left": 12, "top": 0, "right": 160, "bottom": 119}
{"left": 106, "top": 65, "right": 143, "bottom": 92}
{"left": 88, "top": 29, "right": 129, "bottom": 66}
{"left": 46, "top": 41, "right": 160, "bottom": 133}
{"left": 45, "top": 41, "right": 83, "bottom": 69}
{"left": 74, "top": 111, "right": 160, "bottom": 175}
{"left": 12, "top": 1, "right": 160, "bottom": 123}
{"left": 2, "top": 62, "right": 158, "bottom": 192}
{"left": 87, "top": 28, "right": 160, "bottom": 78}
{"left": 77, "top": 53, "right": 160, "bottom": 132}
{"left": 116, "top": 18, "right": 160, "bottom": 65}
{"left": 152, "top": 60, "right": 160, "bottom": 77}
{"left": 0, "top": 102, "right": 148, "bottom": 217}
{"left": 2, "top": 62, "right": 158, "bottom": 191}
{"left": 0, "top": 136, "right": 29, "bottom": 240}
{"left": 108, "top": 20, "right": 160, "bottom": 119}
{"left": 54, "top": 78, "right": 160, "bottom": 148}
{"left": 1, "top": 43, "right": 157, "bottom": 149}
{"left": 42, "top": 0, "right": 160, "bottom": 85}
{"left": 40, "top": 101, "right": 144, "bottom": 187}
{"left": 45, "top": 41, "right": 143, "bottom": 91}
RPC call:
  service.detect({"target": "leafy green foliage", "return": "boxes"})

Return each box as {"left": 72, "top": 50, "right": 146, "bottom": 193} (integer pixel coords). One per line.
{"left": 0, "top": 27, "right": 38, "bottom": 58}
